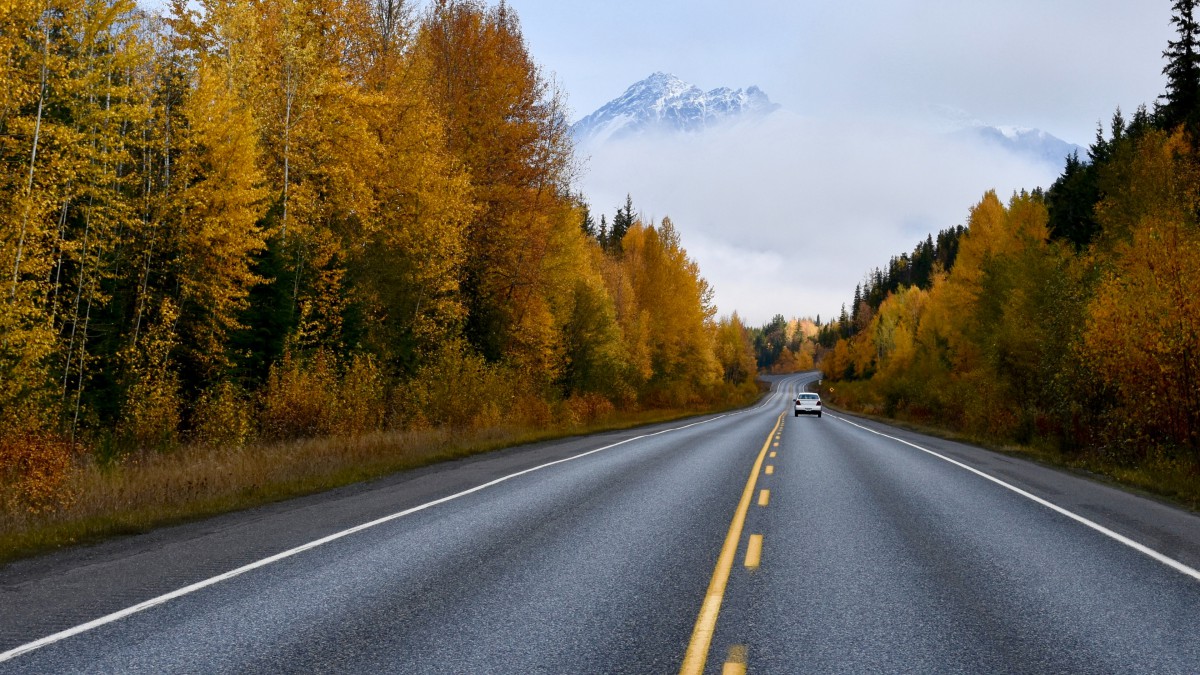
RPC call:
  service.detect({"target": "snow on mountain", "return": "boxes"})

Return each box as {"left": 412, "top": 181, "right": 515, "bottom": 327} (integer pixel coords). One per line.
{"left": 957, "top": 124, "right": 1085, "bottom": 167}
{"left": 571, "top": 72, "right": 779, "bottom": 145}
{"left": 923, "top": 105, "right": 1083, "bottom": 167}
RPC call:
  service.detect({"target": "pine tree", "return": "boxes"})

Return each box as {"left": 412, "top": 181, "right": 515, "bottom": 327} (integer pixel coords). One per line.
{"left": 1046, "top": 151, "right": 1101, "bottom": 249}
{"left": 912, "top": 234, "right": 935, "bottom": 288}
{"left": 1161, "top": 0, "right": 1200, "bottom": 131}
{"left": 580, "top": 201, "right": 596, "bottom": 238}
{"left": 851, "top": 283, "right": 862, "bottom": 327}
{"left": 609, "top": 194, "right": 635, "bottom": 252}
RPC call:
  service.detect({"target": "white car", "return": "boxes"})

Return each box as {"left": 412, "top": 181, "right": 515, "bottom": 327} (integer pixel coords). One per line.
{"left": 794, "top": 393, "right": 822, "bottom": 417}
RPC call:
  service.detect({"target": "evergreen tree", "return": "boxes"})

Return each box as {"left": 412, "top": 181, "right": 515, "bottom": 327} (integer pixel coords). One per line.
{"left": 1160, "top": 0, "right": 1200, "bottom": 131}
{"left": 1046, "top": 151, "right": 1102, "bottom": 249}
{"left": 851, "top": 284, "right": 862, "bottom": 326}
{"left": 752, "top": 314, "right": 788, "bottom": 369}
{"left": 580, "top": 202, "right": 596, "bottom": 238}
{"left": 1128, "top": 103, "right": 1155, "bottom": 137}
{"left": 912, "top": 235, "right": 935, "bottom": 288}
{"left": 609, "top": 194, "right": 635, "bottom": 252}
{"left": 936, "top": 225, "right": 966, "bottom": 272}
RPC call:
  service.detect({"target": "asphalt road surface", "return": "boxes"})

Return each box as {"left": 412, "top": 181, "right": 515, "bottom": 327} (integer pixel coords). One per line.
{"left": 3, "top": 373, "right": 1200, "bottom": 673}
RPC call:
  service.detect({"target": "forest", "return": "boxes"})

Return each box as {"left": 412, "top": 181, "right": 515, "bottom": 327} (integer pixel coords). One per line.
{"left": 0, "top": 0, "right": 759, "bottom": 537}
{"left": 819, "top": 0, "right": 1200, "bottom": 499}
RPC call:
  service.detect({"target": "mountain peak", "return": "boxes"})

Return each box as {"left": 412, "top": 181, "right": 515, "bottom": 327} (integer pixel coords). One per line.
{"left": 928, "top": 103, "right": 1084, "bottom": 166}
{"left": 572, "top": 73, "right": 779, "bottom": 145}
{"left": 645, "top": 71, "right": 682, "bottom": 84}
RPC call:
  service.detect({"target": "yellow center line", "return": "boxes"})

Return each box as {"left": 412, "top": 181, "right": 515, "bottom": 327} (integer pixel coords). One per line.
{"left": 765, "top": 465, "right": 774, "bottom": 475}
{"left": 769, "top": 451, "right": 776, "bottom": 458}
{"left": 758, "top": 489, "right": 770, "bottom": 507}
{"left": 679, "top": 412, "right": 783, "bottom": 675}
{"left": 744, "top": 534, "right": 764, "bottom": 569}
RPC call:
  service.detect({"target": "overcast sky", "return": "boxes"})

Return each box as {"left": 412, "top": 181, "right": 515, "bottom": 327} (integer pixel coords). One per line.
{"left": 515, "top": 0, "right": 1169, "bottom": 145}
{"left": 502, "top": 0, "right": 1174, "bottom": 325}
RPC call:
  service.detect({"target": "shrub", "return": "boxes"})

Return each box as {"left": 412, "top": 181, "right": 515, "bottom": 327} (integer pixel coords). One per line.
{"left": 564, "top": 392, "right": 615, "bottom": 426}
{"left": 405, "top": 342, "right": 515, "bottom": 430}
{"left": 118, "top": 300, "right": 183, "bottom": 452}
{"left": 119, "top": 368, "right": 182, "bottom": 452}
{"left": 330, "top": 354, "right": 388, "bottom": 437}
{"left": 191, "top": 382, "right": 254, "bottom": 449}
{"left": 0, "top": 432, "right": 77, "bottom": 515}
{"left": 259, "top": 350, "right": 339, "bottom": 440}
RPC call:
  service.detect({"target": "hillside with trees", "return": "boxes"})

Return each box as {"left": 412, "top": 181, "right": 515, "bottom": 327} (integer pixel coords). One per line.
{"left": 0, "top": 0, "right": 758, "bottom": 542}
{"left": 751, "top": 314, "right": 817, "bottom": 374}
{"left": 819, "top": 0, "right": 1200, "bottom": 500}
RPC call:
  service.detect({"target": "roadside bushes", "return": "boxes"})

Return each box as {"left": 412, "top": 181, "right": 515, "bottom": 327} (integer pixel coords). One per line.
{"left": 258, "top": 351, "right": 390, "bottom": 440}
{"left": 191, "top": 382, "right": 254, "bottom": 450}
{"left": 403, "top": 342, "right": 516, "bottom": 430}
{"left": 0, "top": 433, "right": 77, "bottom": 516}
{"left": 563, "top": 392, "right": 616, "bottom": 427}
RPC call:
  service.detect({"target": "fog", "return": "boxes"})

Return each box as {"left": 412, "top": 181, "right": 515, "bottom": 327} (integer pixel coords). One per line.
{"left": 576, "top": 110, "right": 1067, "bottom": 325}
{"left": 511, "top": 0, "right": 1170, "bottom": 326}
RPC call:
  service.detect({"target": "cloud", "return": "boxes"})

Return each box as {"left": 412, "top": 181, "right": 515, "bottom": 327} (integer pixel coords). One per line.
{"left": 515, "top": 0, "right": 1168, "bottom": 148}
{"left": 575, "top": 110, "right": 1064, "bottom": 325}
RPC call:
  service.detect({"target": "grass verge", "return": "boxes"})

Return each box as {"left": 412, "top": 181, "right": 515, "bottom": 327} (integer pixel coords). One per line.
{"left": 0, "top": 396, "right": 761, "bottom": 566}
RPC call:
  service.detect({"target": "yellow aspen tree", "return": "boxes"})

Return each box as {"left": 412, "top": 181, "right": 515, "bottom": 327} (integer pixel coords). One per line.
{"left": 59, "top": 0, "right": 151, "bottom": 432}
{"left": 169, "top": 56, "right": 268, "bottom": 379}
{"left": 712, "top": 312, "right": 755, "bottom": 386}
{"left": 1, "top": 3, "right": 73, "bottom": 435}
{"left": 245, "top": 0, "right": 345, "bottom": 354}
{"left": 1085, "top": 214, "right": 1200, "bottom": 452}
{"left": 622, "top": 218, "right": 720, "bottom": 404}
{"left": 598, "top": 243, "right": 651, "bottom": 397}
{"left": 0, "top": 0, "right": 150, "bottom": 436}
{"left": 1084, "top": 130, "right": 1200, "bottom": 453}
{"left": 315, "top": 0, "right": 477, "bottom": 373}
{"left": 416, "top": 0, "right": 575, "bottom": 369}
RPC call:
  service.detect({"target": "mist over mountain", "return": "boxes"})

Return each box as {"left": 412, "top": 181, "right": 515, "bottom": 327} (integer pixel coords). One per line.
{"left": 571, "top": 72, "right": 779, "bottom": 145}
{"left": 574, "top": 74, "right": 1084, "bottom": 169}
{"left": 924, "top": 103, "right": 1085, "bottom": 167}
{"left": 571, "top": 74, "right": 1082, "bottom": 323}
{"left": 956, "top": 124, "right": 1085, "bottom": 167}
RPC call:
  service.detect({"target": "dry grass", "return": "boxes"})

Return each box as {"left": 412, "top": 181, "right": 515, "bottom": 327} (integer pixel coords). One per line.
{"left": 0, "top": 398, "right": 758, "bottom": 565}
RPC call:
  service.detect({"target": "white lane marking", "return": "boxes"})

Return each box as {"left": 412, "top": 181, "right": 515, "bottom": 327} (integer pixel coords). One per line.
{"left": 1, "top": 377, "right": 809, "bottom": 663}
{"left": 829, "top": 413, "right": 1200, "bottom": 583}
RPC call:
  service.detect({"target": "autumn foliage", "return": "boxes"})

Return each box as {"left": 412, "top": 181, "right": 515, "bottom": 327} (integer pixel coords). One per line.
{"left": 0, "top": 0, "right": 759, "bottom": 518}
{"left": 822, "top": 125, "right": 1200, "bottom": 469}
{"left": 816, "top": 2, "right": 1200, "bottom": 483}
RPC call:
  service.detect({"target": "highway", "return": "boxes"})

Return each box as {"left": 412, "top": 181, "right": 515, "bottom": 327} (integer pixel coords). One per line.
{"left": 2, "top": 373, "right": 1200, "bottom": 673}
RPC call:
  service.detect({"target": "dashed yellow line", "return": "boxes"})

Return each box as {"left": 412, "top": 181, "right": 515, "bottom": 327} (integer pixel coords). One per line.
{"left": 679, "top": 412, "right": 783, "bottom": 675}
{"left": 758, "top": 489, "right": 770, "bottom": 507}
{"left": 765, "top": 465, "right": 774, "bottom": 475}
{"left": 745, "top": 534, "right": 764, "bottom": 569}
{"left": 769, "top": 451, "right": 776, "bottom": 458}
{"left": 723, "top": 645, "right": 748, "bottom": 675}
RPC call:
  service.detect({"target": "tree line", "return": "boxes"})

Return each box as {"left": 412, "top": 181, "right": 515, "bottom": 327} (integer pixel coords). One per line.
{"left": 0, "top": 0, "right": 758, "bottom": 499}
{"left": 820, "top": 0, "right": 1200, "bottom": 466}
{"left": 750, "top": 314, "right": 817, "bottom": 374}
